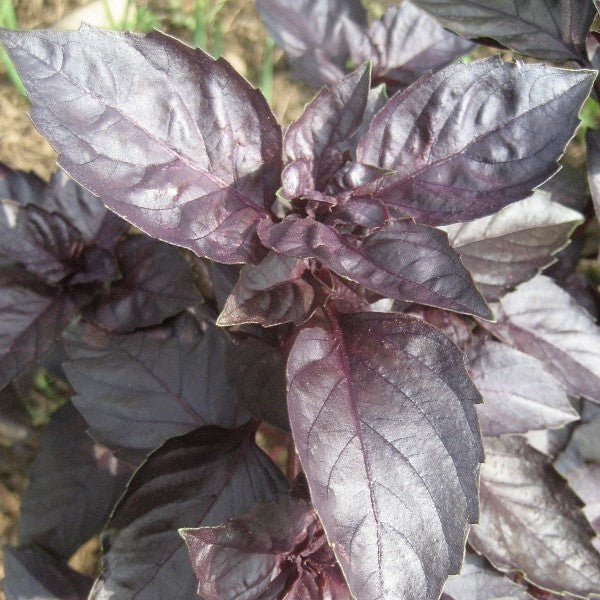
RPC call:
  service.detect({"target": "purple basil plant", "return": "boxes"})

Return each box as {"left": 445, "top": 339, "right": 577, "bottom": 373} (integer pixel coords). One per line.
{"left": 1, "top": 6, "right": 600, "bottom": 599}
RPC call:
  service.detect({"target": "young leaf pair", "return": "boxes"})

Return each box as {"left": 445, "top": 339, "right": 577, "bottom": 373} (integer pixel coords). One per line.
{"left": 0, "top": 21, "right": 596, "bottom": 600}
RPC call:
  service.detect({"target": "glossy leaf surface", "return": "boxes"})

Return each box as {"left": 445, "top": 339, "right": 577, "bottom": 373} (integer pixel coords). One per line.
{"left": 218, "top": 252, "right": 314, "bottom": 327}
{"left": 0, "top": 27, "right": 281, "bottom": 263}
{"left": 259, "top": 217, "right": 491, "bottom": 318}
{"left": 470, "top": 436, "right": 600, "bottom": 597}
{"left": 468, "top": 340, "right": 577, "bottom": 437}
{"left": 83, "top": 235, "right": 200, "bottom": 332}
{"left": 19, "top": 403, "right": 131, "bottom": 560}
{"left": 90, "top": 425, "right": 288, "bottom": 600}
{"left": 410, "top": 0, "right": 597, "bottom": 62}
{"left": 487, "top": 275, "right": 600, "bottom": 403}
{"left": 287, "top": 312, "right": 483, "bottom": 600}
{"left": 441, "top": 191, "right": 583, "bottom": 300}
{"left": 63, "top": 312, "right": 248, "bottom": 450}
{"left": 442, "top": 553, "right": 534, "bottom": 600}
{"left": 357, "top": 57, "right": 594, "bottom": 225}
{"left": 284, "top": 64, "right": 370, "bottom": 186}
{"left": 555, "top": 417, "right": 600, "bottom": 539}
{"left": 183, "top": 494, "right": 351, "bottom": 600}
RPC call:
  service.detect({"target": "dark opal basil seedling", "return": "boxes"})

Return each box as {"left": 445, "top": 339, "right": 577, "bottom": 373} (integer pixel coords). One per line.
{"left": 1, "top": 15, "right": 600, "bottom": 600}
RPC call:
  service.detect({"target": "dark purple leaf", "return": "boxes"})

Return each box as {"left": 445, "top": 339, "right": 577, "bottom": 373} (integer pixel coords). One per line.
{"left": 442, "top": 191, "right": 583, "bottom": 301}
{"left": 217, "top": 252, "right": 314, "bottom": 327}
{"left": 410, "top": 0, "right": 597, "bottom": 62}
{"left": 83, "top": 235, "right": 200, "bottom": 332}
{"left": 408, "top": 306, "right": 473, "bottom": 350}
{"left": 442, "top": 552, "right": 534, "bottom": 600}
{"left": 284, "top": 64, "right": 370, "bottom": 186}
{"left": 210, "top": 262, "right": 242, "bottom": 311}
{"left": 255, "top": 0, "right": 367, "bottom": 87}
{"left": 259, "top": 216, "right": 492, "bottom": 318}
{"left": 467, "top": 340, "right": 578, "bottom": 437}
{"left": 281, "top": 158, "right": 316, "bottom": 201}
{"left": 345, "top": 2, "right": 474, "bottom": 93}
{"left": 0, "top": 163, "right": 45, "bottom": 205}
{"left": 63, "top": 312, "right": 248, "bottom": 451}
{"left": 225, "top": 335, "right": 289, "bottom": 431}
{"left": 3, "top": 546, "right": 93, "bottom": 600}
{"left": 182, "top": 493, "right": 351, "bottom": 600}
{"left": 19, "top": 403, "right": 131, "bottom": 560}
{"left": 0, "top": 267, "right": 77, "bottom": 390}
{"left": 587, "top": 127, "right": 600, "bottom": 220}
{"left": 540, "top": 164, "right": 590, "bottom": 213}
{"left": 485, "top": 275, "right": 600, "bottom": 403}
{"left": 90, "top": 424, "right": 288, "bottom": 600}
{"left": 348, "top": 84, "right": 387, "bottom": 153}
{"left": 0, "top": 27, "right": 281, "bottom": 263}
{"left": 555, "top": 417, "right": 600, "bottom": 540}
{"left": 42, "top": 170, "right": 129, "bottom": 249}
{"left": 470, "top": 436, "right": 600, "bottom": 597}
{"left": 0, "top": 200, "right": 83, "bottom": 284}
{"left": 356, "top": 57, "right": 594, "bottom": 226}
{"left": 286, "top": 312, "right": 483, "bottom": 600}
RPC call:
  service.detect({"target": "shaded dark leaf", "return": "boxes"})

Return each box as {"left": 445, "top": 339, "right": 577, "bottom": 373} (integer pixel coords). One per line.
{"left": 470, "top": 436, "right": 600, "bottom": 597}
{"left": 0, "top": 201, "right": 83, "bottom": 284}
{"left": 286, "top": 311, "right": 483, "bottom": 600}
{"left": 63, "top": 312, "right": 248, "bottom": 451}
{"left": 90, "top": 424, "right": 288, "bottom": 600}
{"left": 411, "top": 0, "right": 596, "bottom": 62}
{"left": 225, "top": 335, "right": 289, "bottom": 431}
{"left": 218, "top": 252, "right": 314, "bottom": 327}
{"left": 356, "top": 57, "right": 594, "bottom": 225}
{"left": 3, "top": 546, "right": 93, "bottom": 600}
{"left": 0, "top": 266, "right": 77, "bottom": 390}
{"left": 259, "top": 216, "right": 491, "bottom": 318}
{"left": 210, "top": 262, "right": 242, "bottom": 311}
{"left": 442, "top": 552, "right": 534, "bottom": 600}
{"left": 0, "top": 27, "right": 280, "bottom": 263}
{"left": 587, "top": 127, "right": 600, "bottom": 220}
{"left": 19, "top": 403, "right": 131, "bottom": 560}
{"left": 284, "top": 64, "right": 370, "bottom": 187}
{"left": 485, "top": 275, "right": 600, "bottom": 403}
{"left": 345, "top": 2, "right": 473, "bottom": 93}
{"left": 0, "top": 163, "right": 45, "bottom": 205}
{"left": 83, "top": 235, "right": 200, "bottom": 332}
{"left": 182, "top": 493, "right": 351, "bottom": 600}
{"left": 255, "top": 0, "right": 367, "bottom": 87}
{"left": 540, "top": 164, "right": 590, "bottom": 213}
{"left": 467, "top": 340, "right": 578, "bottom": 437}
{"left": 442, "top": 191, "right": 582, "bottom": 301}
{"left": 42, "top": 170, "right": 129, "bottom": 249}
